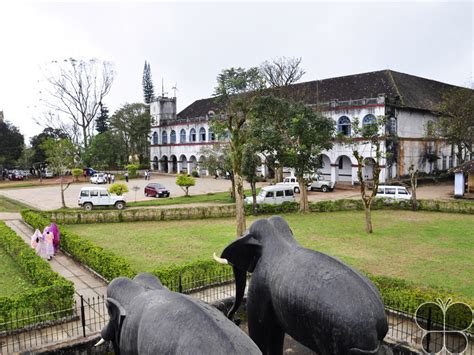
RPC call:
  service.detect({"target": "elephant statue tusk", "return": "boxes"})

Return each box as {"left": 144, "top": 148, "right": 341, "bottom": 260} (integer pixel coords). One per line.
{"left": 95, "top": 338, "right": 106, "bottom": 347}
{"left": 213, "top": 252, "right": 228, "bottom": 265}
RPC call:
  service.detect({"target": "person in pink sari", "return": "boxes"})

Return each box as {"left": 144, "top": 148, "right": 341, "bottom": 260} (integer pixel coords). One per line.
{"left": 49, "top": 220, "right": 60, "bottom": 254}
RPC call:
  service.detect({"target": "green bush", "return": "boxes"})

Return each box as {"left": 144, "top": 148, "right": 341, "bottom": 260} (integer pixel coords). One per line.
{"left": 126, "top": 164, "right": 139, "bottom": 178}
{"left": 71, "top": 168, "right": 83, "bottom": 182}
{"left": 21, "top": 210, "right": 136, "bottom": 281}
{"left": 176, "top": 173, "right": 196, "bottom": 196}
{"left": 0, "top": 221, "right": 74, "bottom": 328}
{"left": 191, "top": 170, "right": 199, "bottom": 178}
{"left": 109, "top": 183, "right": 129, "bottom": 196}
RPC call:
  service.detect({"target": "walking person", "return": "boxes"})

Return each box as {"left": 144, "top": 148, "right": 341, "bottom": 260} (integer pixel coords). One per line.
{"left": 111, "top": 174, "right": 115, "bottom": 183}
{"left": 144, "top": 170, "right": 148, "bottom": 180}
{"left": 125, "top": 171, "right": 129, "bottom": 183}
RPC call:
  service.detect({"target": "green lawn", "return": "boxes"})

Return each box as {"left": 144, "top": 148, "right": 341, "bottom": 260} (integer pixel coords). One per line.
{"left": 65, "top": 211, "right": 474, "bottom": 297}
{"left": 0, "top": 247, "right": 34, "bottom": 297}
{"left": 0, "top": 196, "right": 30, "bottom": 212}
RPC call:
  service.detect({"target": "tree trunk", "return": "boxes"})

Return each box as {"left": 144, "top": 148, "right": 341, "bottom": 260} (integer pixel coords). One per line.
{"left": 230, "top": 173, "right": 236, "bottom": 201}
{"left": 251, "top": 180, "right": 257, "bottom": 215}
{"left": 60, "top": 176, "right": 66, "bottom": 208}
{"left": 364, "top": 205, "right": 373, "bottom": 233}
{"left": 234, "top": 172, "right": 246, "bottom": 237}
{"left": 297, "top": 176, "right": 309, "bottom": 212}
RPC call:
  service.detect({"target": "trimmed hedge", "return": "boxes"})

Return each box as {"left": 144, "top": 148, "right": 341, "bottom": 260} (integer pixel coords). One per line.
{"left": 0, "top": 221, "right": 74, "bottom": 329}
{"left": 21, "top": 210, "right": 136, "bottom": 282}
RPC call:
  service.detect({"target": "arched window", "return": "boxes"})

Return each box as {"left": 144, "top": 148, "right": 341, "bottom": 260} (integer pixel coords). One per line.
{"left": 180, "top": 129, "right": 186, "bottom": 143}
{"left": 152, "top": 132, "right": 158, "bottom": 145}
{"left": 189, "top": 128, "right": 196, "bottom": 142}
{"left": 337, "top": 116, "right": 351, "bottom": 136}
{"left": 170, "top": 130, "right": 176, "bottom": 144}
{"left": 161, "top": 131, "right": 168, "bottom": 144}
{"left": 199, "top": 127, "right": 206, "bottom": 142}
{"left": 362, "top": 114, "right": 376, "bottom": 127}
{"left": 208, "top": 128, "right": 215, "bottom": 141}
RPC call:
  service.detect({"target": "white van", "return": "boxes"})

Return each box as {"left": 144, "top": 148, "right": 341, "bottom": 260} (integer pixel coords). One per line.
{"left": 376, "top": 185, "right": 412, "bottom": 200}
{"left": 245, "top": 185, "right": 296, "bottom": 205}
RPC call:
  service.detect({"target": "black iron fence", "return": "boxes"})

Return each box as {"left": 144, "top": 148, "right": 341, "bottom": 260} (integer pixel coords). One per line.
{"left": 1, "top": 272, "right": 472, "bottom": 354}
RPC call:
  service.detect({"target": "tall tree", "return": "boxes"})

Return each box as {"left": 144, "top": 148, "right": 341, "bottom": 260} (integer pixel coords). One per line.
{"left": 41, "top": 58, "right": 114, "bottom": 148}
{"left": 199, "top": 144, "right": 234, "bottom": 199}
{"left": 0, "top": 120, "right": 24, "bottom": 167}
{"left": 260, "top": 56, "right": 306, "bottom": 88}
{"left": 41, "top": 138, "right": 76, "bottom": 208}
{"left": 251, "top": 96, "right": 334, "bottom": 212}
{"left": 437, "top": 87, "right": 474, "bottom": 164}
{"left": 212, "top": 67, "right": 265, "bottom": 237}
{"left": 30, "top": 127, "right": 69, "bottom": 165}
{"left": 340, "top": 116, "right": 388, "bottom": 233}
{"left": 242, "top": 144, "right": 261, "bottom": 215}
{"left": 96, "top": 103, "right": 110, "bottom": 134}
{"left": 84, "top": 131, "right": 127, "bottom": 170}
{"left": 143, "top": 61, "right": 155, "bottom": 104}
{"left": 109, "top": 103, "right": 151, "bottom": 164}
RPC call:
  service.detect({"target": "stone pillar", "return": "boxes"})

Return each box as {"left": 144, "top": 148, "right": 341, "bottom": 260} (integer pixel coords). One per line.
{"left": 177, "top": 161, "right": 183, "bottom": 174}
{"left": 168, "top": 161, "right": 173, "bottom": 174}
{"left": 351, "top": 165, "right": 359, "bottom": 185}
{"left": 187, "top": 162, "right": 192, "bottom": 174}
{"left": 261, "top": 163, "right": 267, "bottom": 178}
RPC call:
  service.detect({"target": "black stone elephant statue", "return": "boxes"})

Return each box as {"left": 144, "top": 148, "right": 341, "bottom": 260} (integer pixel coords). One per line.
{"left": 214, "top": 216, "right": 390, "bottom": 355}
{"left": 96, "top": 272, "right": 261, "bottom": 355}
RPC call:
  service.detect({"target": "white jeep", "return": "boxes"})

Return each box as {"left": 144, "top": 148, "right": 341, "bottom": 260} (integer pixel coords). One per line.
{"left": 78, "top": 187, "right": 126, "bottom": 211}
{"left": 276, "top": 177, "right": 301, "bottom": 193}
{"left": 307, "top": 174, "right": 335, "bottom": 192}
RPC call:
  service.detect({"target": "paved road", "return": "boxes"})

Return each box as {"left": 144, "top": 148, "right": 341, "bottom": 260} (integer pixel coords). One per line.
{"left": 0, "top": 173, "right": 455, "bottom": 211}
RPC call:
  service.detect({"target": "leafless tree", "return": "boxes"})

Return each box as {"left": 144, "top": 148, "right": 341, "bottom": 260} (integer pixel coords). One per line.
{"left": 40, "top": 58, "right": 114, "bottom": 148}
{"left": 260, "top": 56, "right": 305, "bottom": 88}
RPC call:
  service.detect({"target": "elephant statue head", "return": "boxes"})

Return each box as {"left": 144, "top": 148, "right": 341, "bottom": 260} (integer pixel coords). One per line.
{"left": 97, "top": 273, "right": 261, "bottom": 355}
{"left": 215, "top": 216, "right": 389, "bottom": 355}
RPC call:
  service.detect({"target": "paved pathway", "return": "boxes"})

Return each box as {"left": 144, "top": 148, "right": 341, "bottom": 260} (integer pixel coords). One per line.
{"left": 2, "top": 217, "right": 108, "bottom": 302}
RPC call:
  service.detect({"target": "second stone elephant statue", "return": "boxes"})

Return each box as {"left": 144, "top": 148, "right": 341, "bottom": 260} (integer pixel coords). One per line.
{"left": 96, "top": 272, "right": 261, "bottom": 355}
{"left": 214, "top": 216, "right": 390, "bottom": 355}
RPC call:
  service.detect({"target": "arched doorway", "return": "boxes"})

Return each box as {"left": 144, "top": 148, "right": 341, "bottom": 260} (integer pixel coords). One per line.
{"left": 160, "top": 156, "right": 169, "bottom": 173}
{"left": 153, "top": 156, "right": 158, "bottom": 170}
{"left": 319, "top": 154, "right": 331, "bottom": 179}
{"left": 335, "top": 155, "right": 352, "bottom": 182}
{"left": 179, "top": 154, "right": 187, "bottom": 173}
{"left": 363, "top": 158, "right": 376, "bottom": 181}
{"left": 198, "top": 156, "right": 207, "bottom": 176}
{"left": 170, "top": 155, "right": 178, "bottom": 174}
{"left": 189, "top": 155, "right": 198, "bottom": 174}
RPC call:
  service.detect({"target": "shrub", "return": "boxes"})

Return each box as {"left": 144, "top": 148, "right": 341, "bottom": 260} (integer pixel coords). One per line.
{"left": 176, "top": 173, "right": 196, "bottom": 196}
{"left": 191, "top": 169, "right": 199, "bottom": 178}
{"left": 71, "top": 168, "right": 83, "bottom": 182}
{"left": 109, "top": 183, "right": 129, "bottom": 196}
{"left": 0, "top": 221, "right": 74, "bottom": 328}
{"left": 126, "top": 164, "right": 139, "bottom": 178}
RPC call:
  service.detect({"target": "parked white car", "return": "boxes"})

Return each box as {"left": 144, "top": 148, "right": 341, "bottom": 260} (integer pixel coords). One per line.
{"left": 90, "top": 173, "right": 107, "bottom": 184}
{"left": 307, "top": 174, "right": 335, "bottom": 192}
{"left": 375, "top": 185, "right": 412, "bottom": 200}
{"left": 245, "top": 185, "right": 295, "bottom": 205}
{"left": 276, "top": 177, "right": 301, "bottom": 193}
{"left": 78, "top": 187, "right": 126, "bottom": 210}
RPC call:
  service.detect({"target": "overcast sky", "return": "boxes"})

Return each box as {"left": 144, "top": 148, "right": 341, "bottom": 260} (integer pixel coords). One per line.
{"left": 0, "top": 0, "right": 472, "bottom": 142}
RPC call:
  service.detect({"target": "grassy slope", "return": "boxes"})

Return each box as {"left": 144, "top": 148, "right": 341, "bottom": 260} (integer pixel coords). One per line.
{"left": 0, "top": 247, "right": 34, "bottom": 297}
{"left": 0, "top": 196, "right": 30, "bottom": 212}
{"left": 65, "top": 210, "right": 474, "bottom": 297}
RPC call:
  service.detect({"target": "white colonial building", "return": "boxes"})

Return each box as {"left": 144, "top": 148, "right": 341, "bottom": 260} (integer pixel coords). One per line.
{"left": 150, "top": 70, "right": 466, "bottom": 184}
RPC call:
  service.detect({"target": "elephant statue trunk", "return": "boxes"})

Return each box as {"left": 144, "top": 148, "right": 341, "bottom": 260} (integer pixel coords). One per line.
{"left": 215, "top": 216, "right": 390, "bottom": 355}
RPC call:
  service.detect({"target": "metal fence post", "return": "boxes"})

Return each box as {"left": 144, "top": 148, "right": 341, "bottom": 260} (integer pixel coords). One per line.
{"left": 426, "top": 306, "right": 432, "bottom": 352}
{"left": 80, "top": 295, "right": 86, "bottom": 337}
{"left": 178, "top": 273, "right": 183, "bottom": 293}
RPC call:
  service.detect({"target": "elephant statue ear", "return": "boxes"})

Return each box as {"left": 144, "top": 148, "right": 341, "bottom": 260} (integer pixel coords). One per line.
{"left": 104, "top": 297, "right": 127, "bottom": 344}
{"left": 221, "top": 232, "right": 262, "bottom": 273}
{"left": 133, "top": 272, "right": 164, "bottom": 290}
